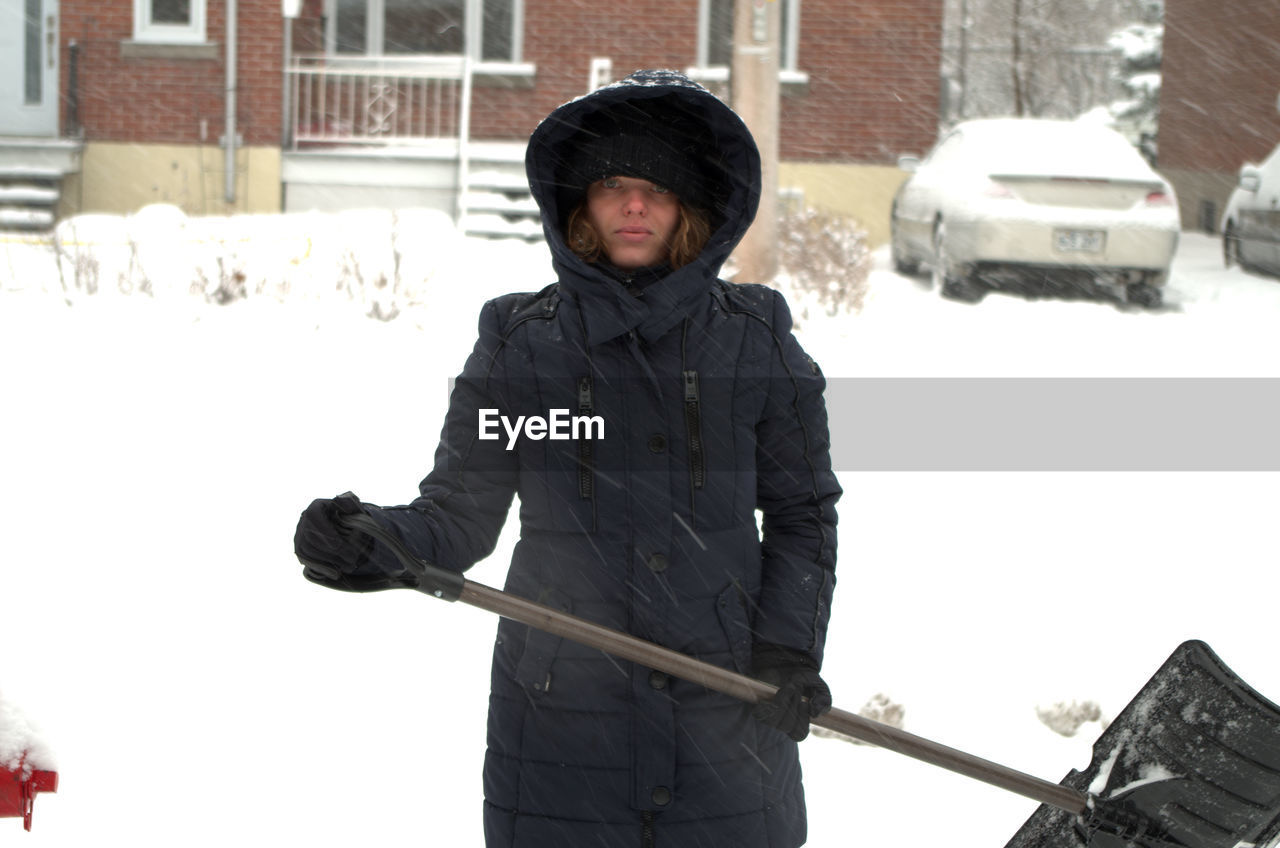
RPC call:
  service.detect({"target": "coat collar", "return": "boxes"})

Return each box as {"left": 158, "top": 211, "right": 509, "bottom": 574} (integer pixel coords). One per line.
{"left": 555, "top": 253, "right": 716, "bottom": 346}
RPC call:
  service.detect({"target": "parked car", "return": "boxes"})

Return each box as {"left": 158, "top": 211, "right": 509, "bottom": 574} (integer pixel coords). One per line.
{"left": 1221, "top": 141, "right": 1280, "bottom": 278}
{"left": 890, "top": 118, "right": 1180, "bottom": 305}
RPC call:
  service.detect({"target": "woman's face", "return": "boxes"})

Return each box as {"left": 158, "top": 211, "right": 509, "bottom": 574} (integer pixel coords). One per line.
{"left": 584, "top": 176, "right": 681, "bottom": 270}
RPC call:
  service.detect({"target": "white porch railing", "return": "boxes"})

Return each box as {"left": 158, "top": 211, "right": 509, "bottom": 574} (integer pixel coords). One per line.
{"left": 287, "top": 53, "right": 475, "bottom": 223}
{"left": 287, "top": 54, "right": 472, "bottom": 148}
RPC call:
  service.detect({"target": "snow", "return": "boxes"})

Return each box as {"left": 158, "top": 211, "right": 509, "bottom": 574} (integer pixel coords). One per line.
{"left": 1109, "top": 763, "right": 1180, "bottom": 799}
{"left": 2, "top": 210, "right": 1279, "bottom": 846}
{"left": 940, "top": 118, "right": 1162, "bottom": 180}
{"left": 0, "top": 692, "right": 55, "bottom": 775}
{"left": 1089, "top": 746, "right": 1122, "bottom": 796}
{"left": 1109, "top": 23, "right": 1162, "bottom": 66}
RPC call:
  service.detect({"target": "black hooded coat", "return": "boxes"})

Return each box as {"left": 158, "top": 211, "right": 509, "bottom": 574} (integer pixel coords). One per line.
{"left": 362, "top": 70, "right": 841, "bottom": 847}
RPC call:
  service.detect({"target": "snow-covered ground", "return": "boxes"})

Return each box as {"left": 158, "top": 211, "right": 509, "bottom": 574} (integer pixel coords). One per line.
{"left": 2, "top": 213, "right": 1278, "bottom": 846}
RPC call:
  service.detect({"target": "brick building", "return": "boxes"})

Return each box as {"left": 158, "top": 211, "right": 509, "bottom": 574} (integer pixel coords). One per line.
{"left": 1, "top": 0, "right": 943, "bottom": 243}
{"left": 1159, "top": 0, "right": 1280, "bottom": 232}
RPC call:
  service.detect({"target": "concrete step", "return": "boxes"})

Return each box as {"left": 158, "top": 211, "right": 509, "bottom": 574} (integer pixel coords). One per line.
{"left": 0, "top": 185, "right": 59, "bottom": 206}
{"left": 0, "top": 166, "right": 63, "bottom": 182}
{"left": 0, "top": 167, "right": 63, "bottom": 231}
{"left": 0, "top": 207, "right": 56, "bottom": 231}
{"left": 464, "top": 189, "right": 539, "bottom": 216}
{"left": 467, "top": 168, "right": 530, "bottom": 193}
{"left": 461, "top": 159, "right": 540, "bottom": 240}
{"left": 461, "top": 212, "right": 543, "bottom": 241}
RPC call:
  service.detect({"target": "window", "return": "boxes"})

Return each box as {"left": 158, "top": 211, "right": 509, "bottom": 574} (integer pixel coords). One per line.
{"left": 698, "top": 0, "right": 799, "bottom": 72}
{"left": 330, "top": 0, "right": 521, "bottom": 62}
{"left": 133, "top": 0, "right": 206, "bottom": 44}
{"left": 24, "top": 0, "right": 41, "bottom": 104}
{"left": 479, "top": 0, "right": 514, "bottom": 62}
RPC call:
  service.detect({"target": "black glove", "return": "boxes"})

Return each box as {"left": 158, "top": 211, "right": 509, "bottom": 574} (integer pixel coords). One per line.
{"left": 294, "top": 492, "right": 376, "bottom": 586}
{"left": 751, "top": 644, "right": 832, "bottom": 742}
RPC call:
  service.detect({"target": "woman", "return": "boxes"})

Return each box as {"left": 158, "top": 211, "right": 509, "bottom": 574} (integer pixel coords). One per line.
{"left": 295, "top": 69, "right": 841, "bottom": 847}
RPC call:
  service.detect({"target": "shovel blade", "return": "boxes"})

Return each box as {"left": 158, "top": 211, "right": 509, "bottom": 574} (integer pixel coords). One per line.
{"left": 1006, "top": 641, "right": 1280, "bottom": 848}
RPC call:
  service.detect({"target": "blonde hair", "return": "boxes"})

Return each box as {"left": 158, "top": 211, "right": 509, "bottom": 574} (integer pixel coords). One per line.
{"left": 566, "top": 202, "right": 712, "bottom": 270}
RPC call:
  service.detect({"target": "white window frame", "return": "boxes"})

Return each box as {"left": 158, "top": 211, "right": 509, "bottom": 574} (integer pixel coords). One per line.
{"left": 325, "top": 0, "right": 523, "bottom": 64}
{"left": 132, "top": 0, "right": 208, "bottom": 44}
{"left": 695, "top": 0, "right": 801, "bottom": 74}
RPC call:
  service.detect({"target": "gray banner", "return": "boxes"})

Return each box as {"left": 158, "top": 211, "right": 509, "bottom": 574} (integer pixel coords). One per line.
{"left": 826, "top": 378, "right": 1280, "bottom": 471}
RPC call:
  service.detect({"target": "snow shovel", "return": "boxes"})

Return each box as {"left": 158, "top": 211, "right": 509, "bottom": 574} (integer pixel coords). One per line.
{"left": 311, "top": 511, "right": 1280, "bottom": 848}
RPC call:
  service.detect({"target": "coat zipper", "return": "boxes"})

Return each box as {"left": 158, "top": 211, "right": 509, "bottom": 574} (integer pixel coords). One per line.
{"left": 577, "top": 374, "right": 598, "bottom": 531}
{"left": 641, "top": 811, "right": 656, "bottom": 848}
{"left": 581, "top": 376, "right": 593, "bottom": 502}
{"left": 683, "top": 370, "right": 705, "bottom": 490}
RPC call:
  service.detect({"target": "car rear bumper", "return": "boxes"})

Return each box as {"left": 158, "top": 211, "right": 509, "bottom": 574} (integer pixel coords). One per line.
{"left": 971, "top": 262, "right": 1162, "bottom": 294}
{"left": 948, "top": 214, "right": 1179, "bottom": 274}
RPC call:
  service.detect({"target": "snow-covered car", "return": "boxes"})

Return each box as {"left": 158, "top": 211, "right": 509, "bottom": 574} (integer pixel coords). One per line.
{"left": 1221, "top": 141, "right": 1280, "bottom": 278}
{"left": 890, "top": 118, "right": 1180, "bottom": 306}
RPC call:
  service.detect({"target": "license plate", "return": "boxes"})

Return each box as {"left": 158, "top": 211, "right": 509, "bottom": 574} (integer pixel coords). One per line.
{"left": 1054, "top": 228, "right": 1105, "bottom": 253}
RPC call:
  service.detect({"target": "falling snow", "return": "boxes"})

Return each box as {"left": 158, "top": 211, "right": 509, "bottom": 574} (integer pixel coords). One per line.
{"left": 2, "top": 214, "right": 1279, "bottom": 846}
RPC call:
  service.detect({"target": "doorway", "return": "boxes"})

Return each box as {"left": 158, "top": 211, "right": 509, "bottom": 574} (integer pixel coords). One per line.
{"left": 0, "top": 0, "right": 59, "bottom": 136}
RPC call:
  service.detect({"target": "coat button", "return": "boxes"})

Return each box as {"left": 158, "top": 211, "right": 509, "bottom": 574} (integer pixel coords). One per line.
{"left": 648, "top": 434, "right": 667, "bottom": 453}
{"left": 647, "top": 553, "right": 669, "bottom": 573}
{"left": 648, "top": 670, "right": 668, "bottom": 690}
{"left": 651, "top": 786, "right": 672, "bottom": 806}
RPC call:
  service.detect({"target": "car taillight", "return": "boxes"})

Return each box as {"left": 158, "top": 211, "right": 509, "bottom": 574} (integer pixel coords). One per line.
{"left": 982, "top": 180, "right": 1015, "bottom": 199}
{"left": 1143, "top": 190, "right": 1174, "bottom": 207}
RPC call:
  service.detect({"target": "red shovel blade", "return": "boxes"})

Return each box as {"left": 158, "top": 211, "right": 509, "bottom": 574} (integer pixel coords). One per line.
{"left": 1, "top": 758, "right": 58, "bottom": 832}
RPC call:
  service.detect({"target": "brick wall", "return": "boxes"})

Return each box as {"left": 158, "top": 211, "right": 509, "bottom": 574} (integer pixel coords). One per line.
{"left": 1158, "top": 0, "right": 1280, "bottom": 229}
{"left": 468, "top": 0, "right": 701, "bottom": 141}
{"left": 1160, "top": 0, "right": 1280, "bottom": 173}
{"left": 63, "top": 0, "right": 941, "bottom": 164}
{"left": 61, "top": 0, "right": 284, "bottom": 147}
{"left": 469, "top": 0, "right": 943, "bottom": 165}
{"left": 783, "top": 0, "right": 943, "bottom": 162}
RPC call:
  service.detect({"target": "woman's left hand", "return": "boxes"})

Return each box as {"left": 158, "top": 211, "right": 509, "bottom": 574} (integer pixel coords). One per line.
{"left": 751, "top": 644, "right": 833, "bottom": 741}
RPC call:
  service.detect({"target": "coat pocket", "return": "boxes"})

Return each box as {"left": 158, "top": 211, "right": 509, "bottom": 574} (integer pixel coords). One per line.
{"left": 715, "top": 582, "right": 754, "bottom": 675}
{"left": 513, "top": 587, "right": 571, "bottom": 694}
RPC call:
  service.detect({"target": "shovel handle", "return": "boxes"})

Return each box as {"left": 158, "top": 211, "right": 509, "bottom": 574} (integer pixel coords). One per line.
{"left": 458, "top": 578, "right": 1090, "bottom": 816}
{"left": 336, "top": 512, "right": 1091, "bottom": 817}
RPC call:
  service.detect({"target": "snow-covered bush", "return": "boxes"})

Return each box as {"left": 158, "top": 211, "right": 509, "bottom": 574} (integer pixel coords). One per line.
{"left": 45, "top": 205, "right": 462, "bottom": 320}
{"left": 50, "top": 213, "right": 133, "bottom": 299}
{"left": 777, "top": 206, "right": 871, "bottom": 319}
{"left": 30, "top": 202, "right": 873, "bottom": 323}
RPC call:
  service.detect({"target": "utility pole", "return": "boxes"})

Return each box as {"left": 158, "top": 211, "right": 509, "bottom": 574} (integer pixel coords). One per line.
{"left": 731, "top": 0, "right": 781, "bottom": 283}
{"left": 957, "top": 0, "right": 969, "bottom": 120}
{"left": 1011, "top": 0, "right": 1025, "bottom": 117}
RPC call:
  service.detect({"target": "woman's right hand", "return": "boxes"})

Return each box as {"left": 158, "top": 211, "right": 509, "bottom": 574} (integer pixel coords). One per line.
{"left": 293, "top": 492, "right": 374, "bottom": 581}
